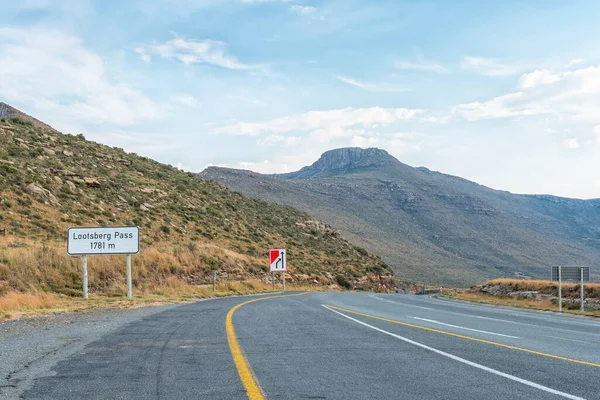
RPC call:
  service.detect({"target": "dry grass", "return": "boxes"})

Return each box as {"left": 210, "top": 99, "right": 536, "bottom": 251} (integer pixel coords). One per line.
{"left": 0, "top": 281, "right": 271, "bottom": 321}
{"left": 0, "top": 237, "right": 360, "bottom": 321}
{"left": 0, "top": 237, "right": 361, "bottom": 297}
{"left": 0, "top": 278, "right": 340, "bottom": 321}
{"left": 0, "top": 238, "right": 272, "bottom": 296}
{"left": 480, "top": 279, "right": 600, "bottom": 298}
{"left": 0, "top": 292, "right": 58, "bottom": 316}
{"left": 452, "top": 291, "right": 600, "bottom": 318}
{"left": 486, "top": 278, "right": 600, "bottom": 291}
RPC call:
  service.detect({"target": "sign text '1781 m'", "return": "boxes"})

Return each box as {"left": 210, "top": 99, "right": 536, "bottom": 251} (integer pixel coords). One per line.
{"left": 68, "top": 226, "right": 140, "bottom": 255}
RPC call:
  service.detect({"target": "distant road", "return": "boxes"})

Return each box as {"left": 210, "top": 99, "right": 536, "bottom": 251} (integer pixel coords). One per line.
{"left": 24, "top": 293, "right": 600, "bottom": 399}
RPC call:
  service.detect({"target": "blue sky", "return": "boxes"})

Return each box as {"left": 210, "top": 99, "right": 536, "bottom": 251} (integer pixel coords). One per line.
{"left": 2, "top": 0, "right": 600, "bottom": 198}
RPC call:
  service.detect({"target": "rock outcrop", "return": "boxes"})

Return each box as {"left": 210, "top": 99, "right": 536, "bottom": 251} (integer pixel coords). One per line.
{"left": 25, "top": 183, "right": 60, "bottom": 207}
{"left": 274, "top": 147, "right": 398, "bottom": 179}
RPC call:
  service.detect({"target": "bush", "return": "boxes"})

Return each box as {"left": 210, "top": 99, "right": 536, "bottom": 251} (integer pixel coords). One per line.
{"left": 200, "top": 254, "right": 220, "bottom": 270}
{"left": 353, "top": 246, "right": 368, "bottom": 256}
{"left": 336, "top": 274, "right": 353, "bottom": 289}
{"left": 10, "top": 117, "right": 32, "bottom": 126}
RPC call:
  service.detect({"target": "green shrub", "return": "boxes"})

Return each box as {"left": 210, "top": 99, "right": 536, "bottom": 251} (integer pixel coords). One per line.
{"left": 336, "top": 274, "right": 353, "bottom": 289}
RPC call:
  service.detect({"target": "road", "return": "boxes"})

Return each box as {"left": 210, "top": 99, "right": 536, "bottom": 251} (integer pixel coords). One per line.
{"left": 22, "top": 292, "right": 600, "bottom": 400}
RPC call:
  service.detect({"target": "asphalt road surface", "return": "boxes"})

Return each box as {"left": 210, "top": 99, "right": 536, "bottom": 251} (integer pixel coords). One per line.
{"left": 21, "top": 292, "right": 600, "bottom": 399}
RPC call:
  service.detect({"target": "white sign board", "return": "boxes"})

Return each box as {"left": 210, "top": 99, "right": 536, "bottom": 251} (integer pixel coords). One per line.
{"left": 68, "top": 226, "right": 140, "bottom": 255}
{"left": 270, "top": 249, "right": 286, "bottom": 272}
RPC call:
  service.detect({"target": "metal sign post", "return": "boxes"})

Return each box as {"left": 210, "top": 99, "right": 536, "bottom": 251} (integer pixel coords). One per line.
{"left": 283, "top": 271, "right": 285, "bottom": 292}
{"left": 580, "top": 268, "right": 585, "bottom": 312}
{"left": 82, "top": 255, "right": 88, "bottom": 300}
{"left": 68, "top": 226, "right": 140, "bottom": 300}
{"left": 213, "top": 270, "right": 217, "bottom": 293}
{"left": 272, "top": 272, "right": 275, "bottom": 289}
{"left": 551, "top": 266, "right": 590, "bottom": 312}
{"left": 558, "top": 266, "right": 562, "bottom": 312}
{"left": 126, "top": 254, "right": 132, "bottom": 300}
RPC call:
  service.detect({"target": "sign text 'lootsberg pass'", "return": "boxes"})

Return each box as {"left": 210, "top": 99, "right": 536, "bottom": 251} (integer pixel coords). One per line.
{"left": 67, "top": 226, "right": 140, "bottom": 255}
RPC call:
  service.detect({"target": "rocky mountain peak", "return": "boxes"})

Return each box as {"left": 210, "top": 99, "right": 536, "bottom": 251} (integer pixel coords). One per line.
{"left": 274, "top": 147, "right": 399, "bottom": 179}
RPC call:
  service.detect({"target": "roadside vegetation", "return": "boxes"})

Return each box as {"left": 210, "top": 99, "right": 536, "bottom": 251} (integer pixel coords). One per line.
{"left": 0, "top": 117, "right": 393, "bottom": 320}
{"left": 441, "top": 279, "right": 600, "bottom": 317}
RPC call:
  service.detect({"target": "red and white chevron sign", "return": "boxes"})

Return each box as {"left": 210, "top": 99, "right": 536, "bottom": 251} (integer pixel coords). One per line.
{"left": 269, "top": 249, "right": 287, "bottom": 272}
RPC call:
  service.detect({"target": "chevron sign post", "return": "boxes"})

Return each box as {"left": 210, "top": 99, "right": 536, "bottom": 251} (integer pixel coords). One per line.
{"left": 270, "top": 249, "right": 287, "bottom": 291}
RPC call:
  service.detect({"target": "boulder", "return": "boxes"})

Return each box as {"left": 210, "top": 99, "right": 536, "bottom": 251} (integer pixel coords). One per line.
{"left": 65, "top": 180, "right": 77, "bottom": 192}
{"left": 83, "top": 177, "right": 100, "bottom": 188}
{"left": 25, "top": 183, "right": 60, "bottom": 207}
{"left": 63, "top": 150, "right": 74, "bottom": 157}
{"left": 43, "top": 148, "right": 55, "bottom": 156}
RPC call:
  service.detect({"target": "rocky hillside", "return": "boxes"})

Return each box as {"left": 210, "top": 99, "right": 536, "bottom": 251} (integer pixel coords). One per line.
{"left": 201, "top": 148, "right": 600, "bottom": 286}
{"left": 0, "top": 113, "right": 392, "bottom": 297}
{"left": 0, "top": 102, "right": 57, "bottom": 132}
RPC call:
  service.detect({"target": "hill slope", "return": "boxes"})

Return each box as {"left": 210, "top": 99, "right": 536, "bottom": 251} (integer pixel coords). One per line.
{"left": 0, "top": 102, "right": 57, "bottom": 132}
{"left": 0, "top": 115, "right": 392, "bottom": 297}
{"left": 201, "top": 148, "right": 600, "bottom": 286}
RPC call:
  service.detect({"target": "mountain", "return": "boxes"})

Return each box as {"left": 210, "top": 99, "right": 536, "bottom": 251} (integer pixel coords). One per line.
{"left": 0, "top": 102, "right": 57, "bottom": 132}
{"left": 201, "top": 147, "right": 600, "bottom": 286}
{"left": 0, "top": 110, "right": 392, "bottom": 297}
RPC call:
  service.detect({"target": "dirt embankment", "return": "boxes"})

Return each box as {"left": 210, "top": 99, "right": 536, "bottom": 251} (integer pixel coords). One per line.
{"left": 455, "top": 279, "right": 600, "bottom": 313}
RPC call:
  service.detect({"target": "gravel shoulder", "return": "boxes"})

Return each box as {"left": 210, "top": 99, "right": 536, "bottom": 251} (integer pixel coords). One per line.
{"left": 0, "top": 304, "right": 177, "bottom": 399}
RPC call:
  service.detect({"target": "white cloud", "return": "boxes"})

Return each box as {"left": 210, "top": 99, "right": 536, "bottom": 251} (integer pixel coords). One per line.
{"left": 461, "top": 56, "right": 534, "bottom": 76}
{"left": 237, "top": 159, "right": 290, "bottom": 174}
{"left": 241, "top": 0, "right": 291, "bottom": 3}
{"left": 351, "top": 135, "right": 379, "bottom": 147}
{"left": 136, "top": 37, "right": 261, "bottom": 70}
{"left": 93, "top": 131, "right": 183, "bottom": 156}
{"left": 567, "top": 58, "right": 585, "bottom": 67}
{"left": 563, "top": 138, "right": 580, "bottom": 149}
{"left": 333, "top": 75, "right": 407, "bottom": 92}
{"left": 134, "top": 47, "right": 151, "bottom": 62}
{"left": 259, "top": 135, "right": 300, "bottom": 146}
{"left": 174, "top": 94, "right": 199, "bottom": 107}
{"left": 203, "top": 163, "right": 228, "bottom": 170}
{"left": 518, "top": 69, "right": 560, "bottom": 89}
{"left": 453, "top": 65, "right": 600, "bottom": 123}
{"left": 289, "top": 4, "right": 316, "bottom": 15}
{"left": 216, "top": 106, "right": 424, "bottom": 137}
{"left": 0, "top": 27, "right": 162, "bottom": 131}
{"left": 231, "top": 95, "right": 265, "bottom": 107}
{"left": 394, "top": 60, "right": 447, "bottom": 73}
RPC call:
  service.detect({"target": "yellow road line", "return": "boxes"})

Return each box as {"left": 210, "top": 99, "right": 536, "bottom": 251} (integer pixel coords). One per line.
{"left": 324, "top": 304, "right": 600, "bottom": 368}
{"left": 227, "top": 293, "right": 309, "bottom": 400}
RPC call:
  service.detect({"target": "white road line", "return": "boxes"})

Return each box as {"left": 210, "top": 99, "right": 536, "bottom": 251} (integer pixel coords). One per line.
{"left": 469, "top": 314, "right": 526, "bottom": 324}
{"left": 411, "top": 317, "right": 521, "bottom": 339}
{"left": 368, "top": 294, "right": 436, "bottom": 311}
{"left": 373, "top": 295, "right": 600, "bottom": 334}
{"left": 544, "top": 335, "right": 592, "bottom": 344}
{"left": 322, "top": 305, "right": 586, "bottom": 400}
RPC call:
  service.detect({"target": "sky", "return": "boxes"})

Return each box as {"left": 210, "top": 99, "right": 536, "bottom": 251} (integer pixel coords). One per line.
{"left": 2, "top": 0, "right": 600, "bottom": 199}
